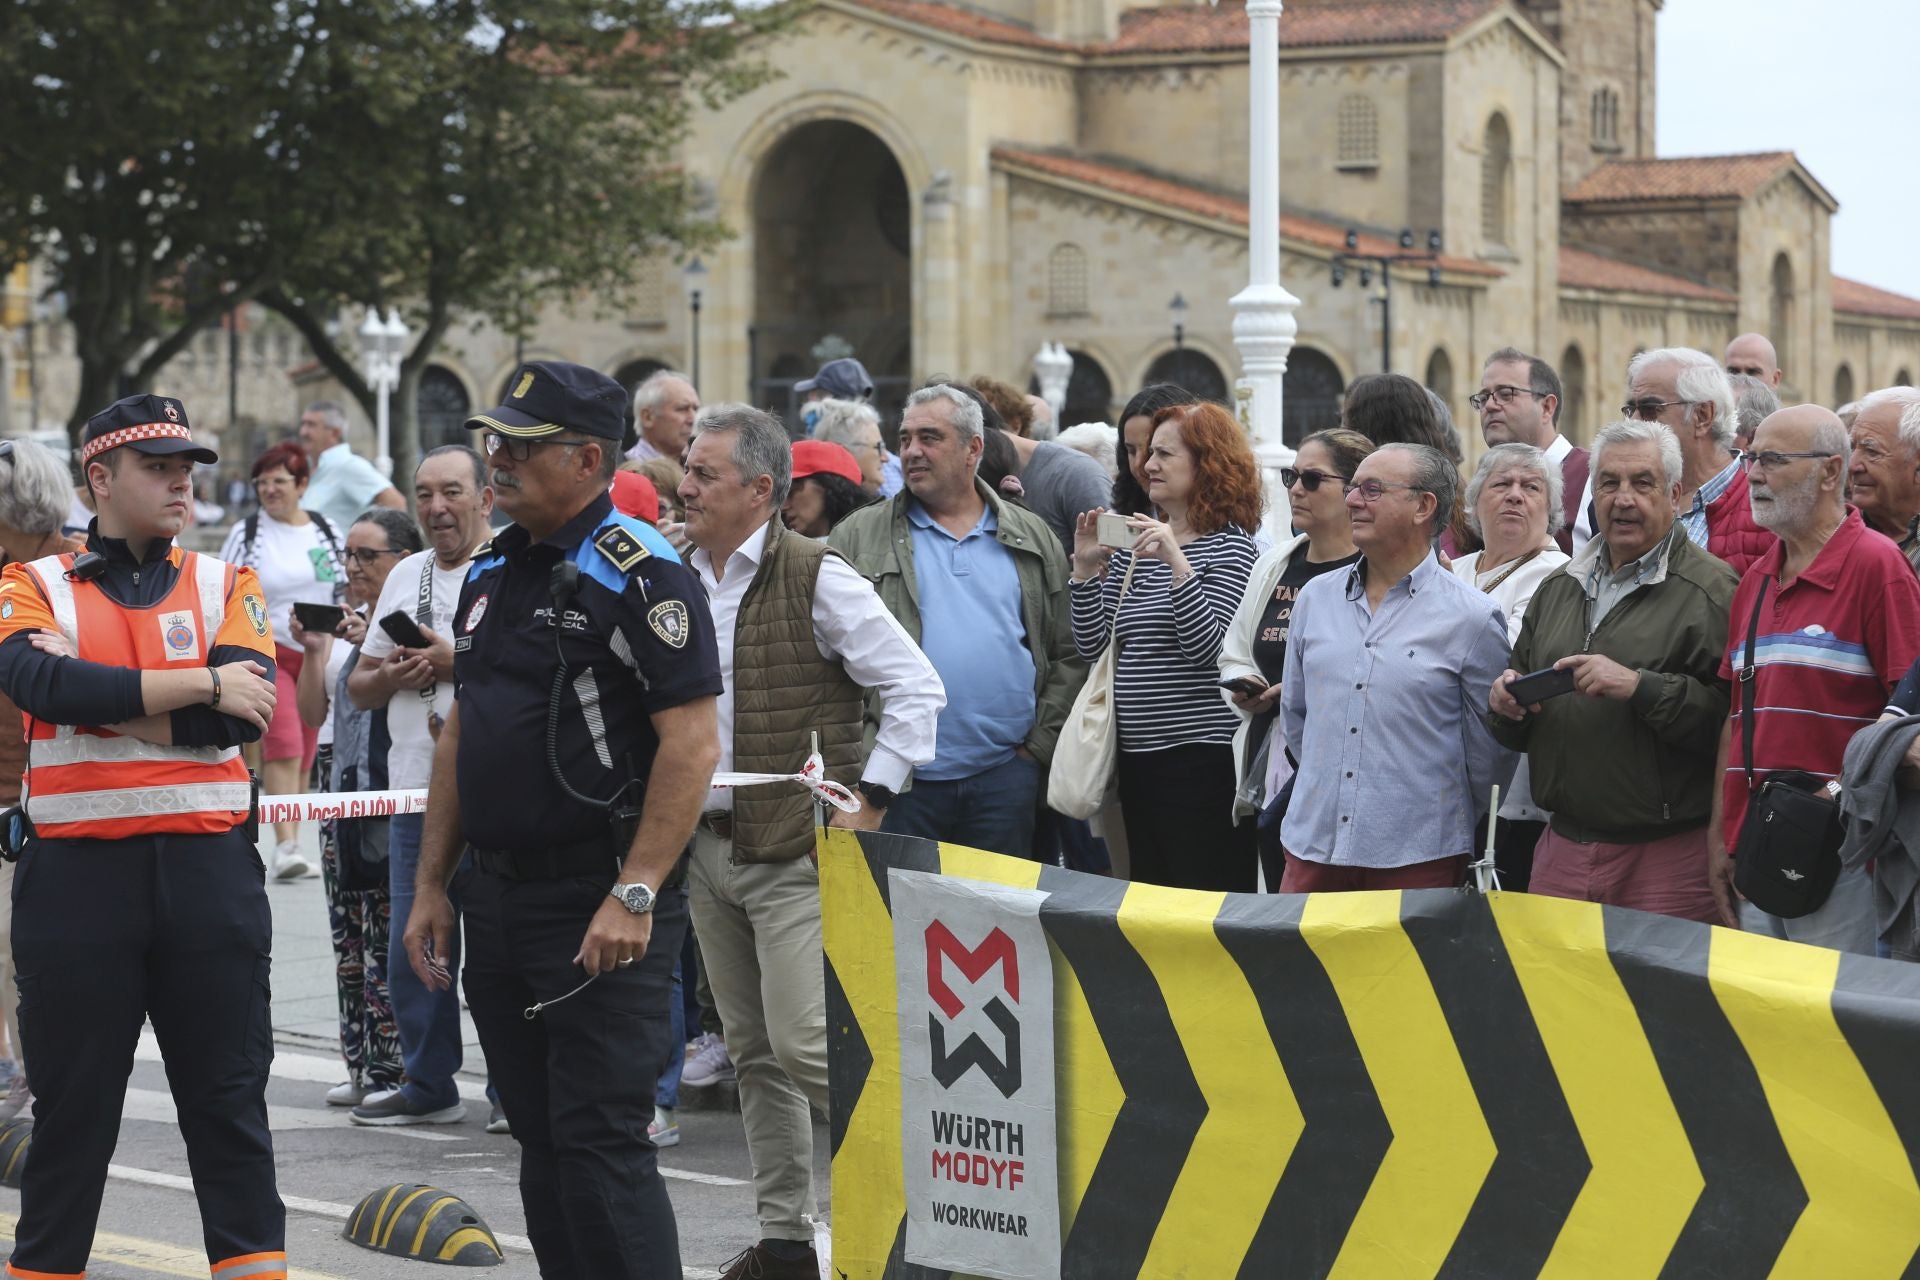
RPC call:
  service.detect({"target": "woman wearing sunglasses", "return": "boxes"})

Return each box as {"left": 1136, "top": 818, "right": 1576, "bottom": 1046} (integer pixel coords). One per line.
{"left": 1218, "top": 428, "right": 1374, "bottom": 890}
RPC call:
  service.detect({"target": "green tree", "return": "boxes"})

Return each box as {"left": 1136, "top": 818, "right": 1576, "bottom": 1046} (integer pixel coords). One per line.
{"left": 0, "top": 0, "right": 776, "bottom": 460}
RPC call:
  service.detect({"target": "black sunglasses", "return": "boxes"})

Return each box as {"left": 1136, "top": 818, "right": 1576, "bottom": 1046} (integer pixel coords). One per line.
{"left": 1281, "top": 466, "right": 1347, "bottom": 493}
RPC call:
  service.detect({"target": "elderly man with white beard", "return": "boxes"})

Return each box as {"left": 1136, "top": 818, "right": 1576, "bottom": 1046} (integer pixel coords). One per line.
{"left": 1706, "top": 406, "right": 1920, "bottom": 950}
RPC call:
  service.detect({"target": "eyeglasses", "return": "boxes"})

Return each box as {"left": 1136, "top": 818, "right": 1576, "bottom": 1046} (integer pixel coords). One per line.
{"left": 1619, "top": 398, "right": 1696, "bottom": 422}
{"left": 1345, "top": 479, "right": 1421, "bottom": 503}
{"left": 1468, "top": 385, "right": 1548, "bottom": 412}
{"left": 343, "top": 547, "right": 408, "bottom": 565}
{"left": 483, "top": 433, "right": 590, "bottom": 462}
{"left": 1748, "top": 450, "right": 1836, "bottom": 472}
{"left": 1280, "top": 467, "right": 1347, "bottom": 493}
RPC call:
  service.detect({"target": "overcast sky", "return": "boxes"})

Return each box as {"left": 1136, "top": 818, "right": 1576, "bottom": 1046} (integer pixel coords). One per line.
{"left": 1657, "top": 0, "right": 1920, "bottom": 298}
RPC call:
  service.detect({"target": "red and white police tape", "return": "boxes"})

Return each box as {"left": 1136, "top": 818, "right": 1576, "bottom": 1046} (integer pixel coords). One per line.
{"left": 255, "top": 753, "right": 861, "bottom": 826}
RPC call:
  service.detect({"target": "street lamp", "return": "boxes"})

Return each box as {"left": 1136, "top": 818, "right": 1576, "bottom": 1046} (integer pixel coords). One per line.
{"left": 1168, "top": 293, "right": 1189, "bottom": 351}
{"left": 1329, "top": 227, "right": 1444, "bottom": 373}
{"left": 1031, "top": 342, "right": 1073, "bottom": 422}
{"left": 357, "top": 307, "right": 408, "bottom": 478}
{"left": 683, "top": 258, "right": 708, "bottom": 389}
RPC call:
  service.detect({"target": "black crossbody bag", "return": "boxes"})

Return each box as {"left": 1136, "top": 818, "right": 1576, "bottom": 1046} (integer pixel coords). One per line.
{"left": 1730, "top": 575, "right": 1844, "bottom": 918}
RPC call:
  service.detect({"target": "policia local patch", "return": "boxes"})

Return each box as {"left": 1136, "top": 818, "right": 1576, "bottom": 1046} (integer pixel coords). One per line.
{"left": 647, "top": 600, "right": 689, "bottom": 649}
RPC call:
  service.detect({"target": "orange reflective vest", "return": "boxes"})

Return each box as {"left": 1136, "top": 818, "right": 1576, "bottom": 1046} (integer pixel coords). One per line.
{"left": 17, "top": 550, "right": 254, "bottom": 839}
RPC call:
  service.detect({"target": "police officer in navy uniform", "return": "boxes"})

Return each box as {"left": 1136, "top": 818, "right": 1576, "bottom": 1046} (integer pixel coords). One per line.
{"left": 0, "top": 395, "right": 288, "bottom": 1280}
{"left": 404, "top": 362, "right": 721, "bottom": 1278}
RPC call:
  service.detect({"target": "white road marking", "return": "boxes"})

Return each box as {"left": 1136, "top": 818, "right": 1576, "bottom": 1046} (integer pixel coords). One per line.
{"left": 136, "top": 1032, "right": 492, "bottom": 1103}
{"left": 120, "top": 1086, "right": 465, "bottom": 1143}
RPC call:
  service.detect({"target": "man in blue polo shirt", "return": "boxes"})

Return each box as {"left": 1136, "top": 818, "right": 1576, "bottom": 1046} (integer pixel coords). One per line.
{"left": 830, "top": 384, "right": 1083, "bottom": 858}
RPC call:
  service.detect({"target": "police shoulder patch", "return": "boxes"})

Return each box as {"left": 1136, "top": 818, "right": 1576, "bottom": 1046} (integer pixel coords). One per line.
{"left": 647, "top": 600, "right": 689, "bottom": 649}
{"left": 595, "top": 526, "right": 652, "bottom": 573}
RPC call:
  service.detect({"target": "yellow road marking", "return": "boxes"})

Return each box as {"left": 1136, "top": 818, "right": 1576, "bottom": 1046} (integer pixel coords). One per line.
{"left": 0, "top": 1211, "right": 347, "bottom": 1280}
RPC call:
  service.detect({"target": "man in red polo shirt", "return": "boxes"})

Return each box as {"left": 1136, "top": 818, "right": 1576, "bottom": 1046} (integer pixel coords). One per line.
{"left": 1707, "top": 405, "right": 1920, "bottom": 950}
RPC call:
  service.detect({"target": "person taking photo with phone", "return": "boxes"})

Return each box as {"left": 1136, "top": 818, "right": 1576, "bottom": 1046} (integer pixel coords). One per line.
{"left": 1488, "top": 421, "right": 1737, "bottom": 921}
{"left": 345, "top": 445, "right": 495, "bottom": 1127}
{"left": 217, "top": 440, "right": 347, "bottom": 878}
{"left": 1217, "top": 428, "right": 1373, "bottom": 890}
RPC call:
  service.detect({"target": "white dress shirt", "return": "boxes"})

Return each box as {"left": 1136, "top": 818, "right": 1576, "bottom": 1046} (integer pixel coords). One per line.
{"left": 691, "top": 522, "right": 945, "bottom": 810}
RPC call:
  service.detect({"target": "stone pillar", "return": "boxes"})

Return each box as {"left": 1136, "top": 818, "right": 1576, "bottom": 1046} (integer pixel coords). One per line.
{"left": 1231, "top": 0, "right": 1301, "bottom": 536}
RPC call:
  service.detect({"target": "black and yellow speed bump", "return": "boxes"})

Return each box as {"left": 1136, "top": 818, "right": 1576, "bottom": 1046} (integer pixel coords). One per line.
{"left": 344, "top": 1183, "right": 502, "bottom": 1266}
{"left": 823, "top": 828, "right": 1920, "bottom": 1278}
{"left": 0, "top": 1119, "right": 27, "bottom": 1189}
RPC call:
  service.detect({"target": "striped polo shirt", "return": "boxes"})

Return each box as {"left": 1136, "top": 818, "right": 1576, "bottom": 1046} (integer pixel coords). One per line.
{"left": 1719, "top": 508, "right": 1920, "bottom": 849}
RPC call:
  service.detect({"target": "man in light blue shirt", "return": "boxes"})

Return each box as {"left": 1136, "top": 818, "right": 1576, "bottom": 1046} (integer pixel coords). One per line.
{"left": 829, "top": 385, "right": 1083, "bottom": 858}
{"left": 298, "top": 400, "right": 406, "bottom": 530}
{"left": 1280, "top": 443, "right": 1515, "bottom": 889}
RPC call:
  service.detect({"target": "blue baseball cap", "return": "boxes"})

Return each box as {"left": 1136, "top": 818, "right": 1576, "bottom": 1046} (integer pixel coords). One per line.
{"left": 794, "top": 357, "right": 874, "bottom": 401}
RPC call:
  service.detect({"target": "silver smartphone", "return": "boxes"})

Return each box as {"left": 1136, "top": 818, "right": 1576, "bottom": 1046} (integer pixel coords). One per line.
{"left": 1096, "top": 512, "right": 1137, "bottom": 549}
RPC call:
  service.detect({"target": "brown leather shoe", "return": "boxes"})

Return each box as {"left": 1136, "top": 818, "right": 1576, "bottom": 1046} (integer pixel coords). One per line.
{"left": 717, "top": 1241, "right": 818, "bottom": 1280}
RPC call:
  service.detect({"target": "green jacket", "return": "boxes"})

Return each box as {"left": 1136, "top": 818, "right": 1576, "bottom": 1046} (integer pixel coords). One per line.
{"left": 828, "top": 479, "right": 1086, "bottom": 766}
{"left": 1489, "top": 531, "right": 1739, "bottom": 843}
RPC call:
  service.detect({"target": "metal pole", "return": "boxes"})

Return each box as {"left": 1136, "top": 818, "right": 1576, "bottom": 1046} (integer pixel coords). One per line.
{"left": 375, "top": 372, "right": 393, "bottom": 479}
{"left": 1380, "top": 268, "right": 1392, "bottom": 373}
{"left": 690, "top": 291, "right": 703, "bottom": 390}
{"left": 228, "top": 304, "right": 240, "bottom": 432}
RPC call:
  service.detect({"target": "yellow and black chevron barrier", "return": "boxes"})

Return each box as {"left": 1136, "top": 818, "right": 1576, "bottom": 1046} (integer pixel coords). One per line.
{"left": 343, "top": 1183, "right": 502, "bottom": 1266}
{"left": 821, "top": 829, "right": 1920, "bottom": 1279}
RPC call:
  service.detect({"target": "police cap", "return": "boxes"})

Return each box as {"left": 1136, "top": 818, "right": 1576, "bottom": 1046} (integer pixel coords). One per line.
{"left": 80, "top": 394, "right": 219, "bottom": 468}
{"left": 467, "top": 361, "right": 626, "bottom": 441}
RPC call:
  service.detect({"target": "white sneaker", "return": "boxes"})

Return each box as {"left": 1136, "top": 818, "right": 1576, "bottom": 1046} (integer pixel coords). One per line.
{"left": 270, "top": 840, "right": 313, "bottom": 881}
{"left": 681, "top": 1032, "right": 735, "bottom": 1088}
{"left": 326, "top": 1080, "right": 366, "bottom": 1107}
{"left": 649, "top": 1105, "right": 679, "bottom": 1148}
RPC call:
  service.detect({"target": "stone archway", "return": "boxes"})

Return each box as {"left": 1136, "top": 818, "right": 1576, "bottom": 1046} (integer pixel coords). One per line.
{"left": 1283, "top": 347, "right": 1346, "bottom": 447}
{"left": 751, "top": 120, "right": 911, "bottom": 430}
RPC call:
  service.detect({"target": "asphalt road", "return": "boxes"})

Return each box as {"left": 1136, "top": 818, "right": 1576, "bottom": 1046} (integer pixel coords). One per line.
{"left": 0, "top": 830, "right": 832, "bottom": 1278}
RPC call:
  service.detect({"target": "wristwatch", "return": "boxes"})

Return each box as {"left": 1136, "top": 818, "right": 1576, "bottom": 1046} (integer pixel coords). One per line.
{"left": 608, "top": 881, "right": 657, "bottom": 915}
{"left": 857, "top": 780, "right": 897, "bottom": 812}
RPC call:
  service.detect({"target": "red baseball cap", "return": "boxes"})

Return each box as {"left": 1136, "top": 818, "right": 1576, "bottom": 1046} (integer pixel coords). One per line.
{"left": 610, "top": 471, "right": 661, "bottom": 524}
{"left": 791, "top": 439, "right": 863, "bottom": 486}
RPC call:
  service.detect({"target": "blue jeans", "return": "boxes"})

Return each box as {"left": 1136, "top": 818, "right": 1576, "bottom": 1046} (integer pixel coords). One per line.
{"left": 388, "top": 812, "right": 465, "bottom": 1108}
{"left": 882, "top": 752, "right": 1040, "bottom": 857}
{"left": 656, "top": 956, "right": 685, "bottom": 1109}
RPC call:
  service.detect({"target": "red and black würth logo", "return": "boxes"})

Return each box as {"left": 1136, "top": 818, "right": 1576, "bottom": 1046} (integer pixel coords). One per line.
{"left": 925, "top": 921, "right": 1021, "bottom": 1098}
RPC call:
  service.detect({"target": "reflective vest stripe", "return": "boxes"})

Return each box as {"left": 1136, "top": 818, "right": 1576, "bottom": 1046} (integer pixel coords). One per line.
{"left": 24, "top": 553, "right": 77, "bottom": 644}
{"left": 193, "top": 550, "right": 227, "bottom": 638}
{"left": 29, "top": 735, "right": 239, "bottom": 768}
{"left": 28, "top": 781, "right": 253, "bottom": 826}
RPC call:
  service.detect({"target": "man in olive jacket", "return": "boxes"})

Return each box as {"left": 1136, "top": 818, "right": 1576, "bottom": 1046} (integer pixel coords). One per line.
{"left": 1489, "top": 420, "right": 1738, "bottom": 922}
{"left": 830, "top": 384, "right": 1085, "bottom": 857}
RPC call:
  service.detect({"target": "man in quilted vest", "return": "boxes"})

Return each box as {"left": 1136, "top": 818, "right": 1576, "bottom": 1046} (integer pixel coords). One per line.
{"left": 678, "top": 404, "right": 944, "bottom": 1280}
{"left": 1623, "top": 348, "right": 1774, "bottom": 575}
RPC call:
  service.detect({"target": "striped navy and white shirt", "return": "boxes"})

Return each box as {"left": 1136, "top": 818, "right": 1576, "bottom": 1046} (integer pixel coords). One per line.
{"left": 1070, "top": 528, "right": 1259, "bottom": 752}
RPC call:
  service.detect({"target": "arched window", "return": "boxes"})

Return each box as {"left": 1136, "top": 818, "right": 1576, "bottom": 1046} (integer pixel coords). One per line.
{"left": 1033, "top": 350, "right": 1115, "bottom": 425}
{"left": 1336, "top": 95, "right": 1379, "bottom": 169}
{"left": 611, "top": 357, "right": 670, "bottom": 402}
{"left": 1898, "top": 368, "right": 1914, "bottom": 389}
{"left": 1560, "top": 344, "right": 1587, "bottom": 442}
{"left": 1481, "top": 114, "right": 1512, "bottom": 250}
{"left": 1591, "top": 87, "right": 1621, "bottom": 150}
{"left": 1424, "top": 348, "right": 1454, "bottom": 423}
{"left": 1143, "top": 349, "right": 1229, "bottom": 405}
{"left": 1046, "top": 244, "right": 1089, "bottom": 317}
{"left": 417, "top": 365, "right": 472, "bottom": 454}
{"left": 1282, "top": 348, "right": 1346, "bottom": 447}
{"left": 1769, "top": 254, "right": 1794, "bottom": 381}
{"left": 1834, "top": 364, "right": 1855, "bottom": 409}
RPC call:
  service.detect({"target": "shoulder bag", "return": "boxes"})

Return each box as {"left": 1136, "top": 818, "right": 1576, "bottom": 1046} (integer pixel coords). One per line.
{"left": 1730, "top": 574, "right": 1844, "bottom": 918}
{"left": 1048, "top": 555, "right": 1138, "bottom": 820}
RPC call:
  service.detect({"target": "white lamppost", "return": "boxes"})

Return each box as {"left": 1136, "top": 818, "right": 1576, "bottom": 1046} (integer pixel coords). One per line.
{"left": 358, "top": 307, "right": 409, "bottom": 478}
{"left": 1031, "top": 342, "right": 1073, "bottom": 422}
{"left": 1230, "top": 0, "right": 1300, "bottom": 533}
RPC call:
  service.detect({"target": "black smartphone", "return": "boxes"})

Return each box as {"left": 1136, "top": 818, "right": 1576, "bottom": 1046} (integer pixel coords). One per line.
{"left": 1508, "top": 666, "right": 1577, "bottom": 705}
{"left": 292, "top": 602, "right": 347, "bottom": 634}
{"left": 379, "top": 610, "right": 431, "bottom": 649}
{"left": 1218, "top": 675, "right": 1268, "bottom": 697}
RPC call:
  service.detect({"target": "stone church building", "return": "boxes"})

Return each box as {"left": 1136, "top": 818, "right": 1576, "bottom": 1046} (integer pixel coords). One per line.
{"left": 13, "top": 0, "right": 1920, "bottom": 459}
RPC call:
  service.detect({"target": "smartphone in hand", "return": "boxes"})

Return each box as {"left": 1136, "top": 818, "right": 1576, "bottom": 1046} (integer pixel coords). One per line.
{"left": 379, "top": 610, "right": 432, "bottom": 649}
{"left": 1507, "top": 666, "right": 1577, "bottom": 705}
{"left": 1218, "top": 674, "right": 1268, "bottom": 698}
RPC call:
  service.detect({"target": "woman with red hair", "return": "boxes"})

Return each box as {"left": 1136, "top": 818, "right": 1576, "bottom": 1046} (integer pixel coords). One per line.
{"left": 1070, "top": 402, "right": 1263, "bottom": 890}
{"left": 217, "top": 439, "right": 346, "bottom": 879}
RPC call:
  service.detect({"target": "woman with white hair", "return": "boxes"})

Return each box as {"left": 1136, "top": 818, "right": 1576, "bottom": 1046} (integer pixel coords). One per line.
{"left": 1451, "top": 442, "right": 1570, "bottom": 889}
{"left": 0, "top": 439, "right": 87, "bottom": 1121}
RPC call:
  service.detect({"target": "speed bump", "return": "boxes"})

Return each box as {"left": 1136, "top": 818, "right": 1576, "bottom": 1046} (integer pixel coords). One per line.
{"left": 0, "top": 1120, "right": 26, "bottom": 1189}
{"left": 344, "top": 1183, "right": 502, "bottom": 1266}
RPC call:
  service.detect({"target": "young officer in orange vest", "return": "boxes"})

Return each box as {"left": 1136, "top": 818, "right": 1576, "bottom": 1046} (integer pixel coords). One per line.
{"left": 0, "top": 395, "right": 288, "bottom": 1280}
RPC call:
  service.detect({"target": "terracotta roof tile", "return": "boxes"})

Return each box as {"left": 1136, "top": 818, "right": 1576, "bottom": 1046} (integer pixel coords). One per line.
{"left": 1833, "top": 276, "right": 1920, "bottom": 322}
{"left": 1564, "top": 153, "right": 1797, "bottom": 203}
{"left": 992, "top": 146, "right": 1501, "bottom": 276}
{"left": 1105, "top": 0, "right": 1499, "bottom": 54}
{"left": 1557, "top": 246, "right": 1734, "bottom": 303}
{"left": 840, "top": 0, "right": 1070, "bottom": 50}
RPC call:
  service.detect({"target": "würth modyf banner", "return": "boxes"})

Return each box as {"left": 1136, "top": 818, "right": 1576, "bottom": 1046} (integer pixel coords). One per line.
{"left": 821, "top": 829, "right": 1920, "bottom": 1279}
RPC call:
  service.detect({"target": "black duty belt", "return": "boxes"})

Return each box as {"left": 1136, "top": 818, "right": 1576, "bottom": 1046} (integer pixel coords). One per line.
{"left": 470, "top": 842, "right": 621, "bottom": 882}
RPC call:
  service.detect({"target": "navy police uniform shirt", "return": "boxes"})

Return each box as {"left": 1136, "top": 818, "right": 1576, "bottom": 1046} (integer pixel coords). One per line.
{"left": 451, "top": 492, "right": 721, "bottom": 849}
